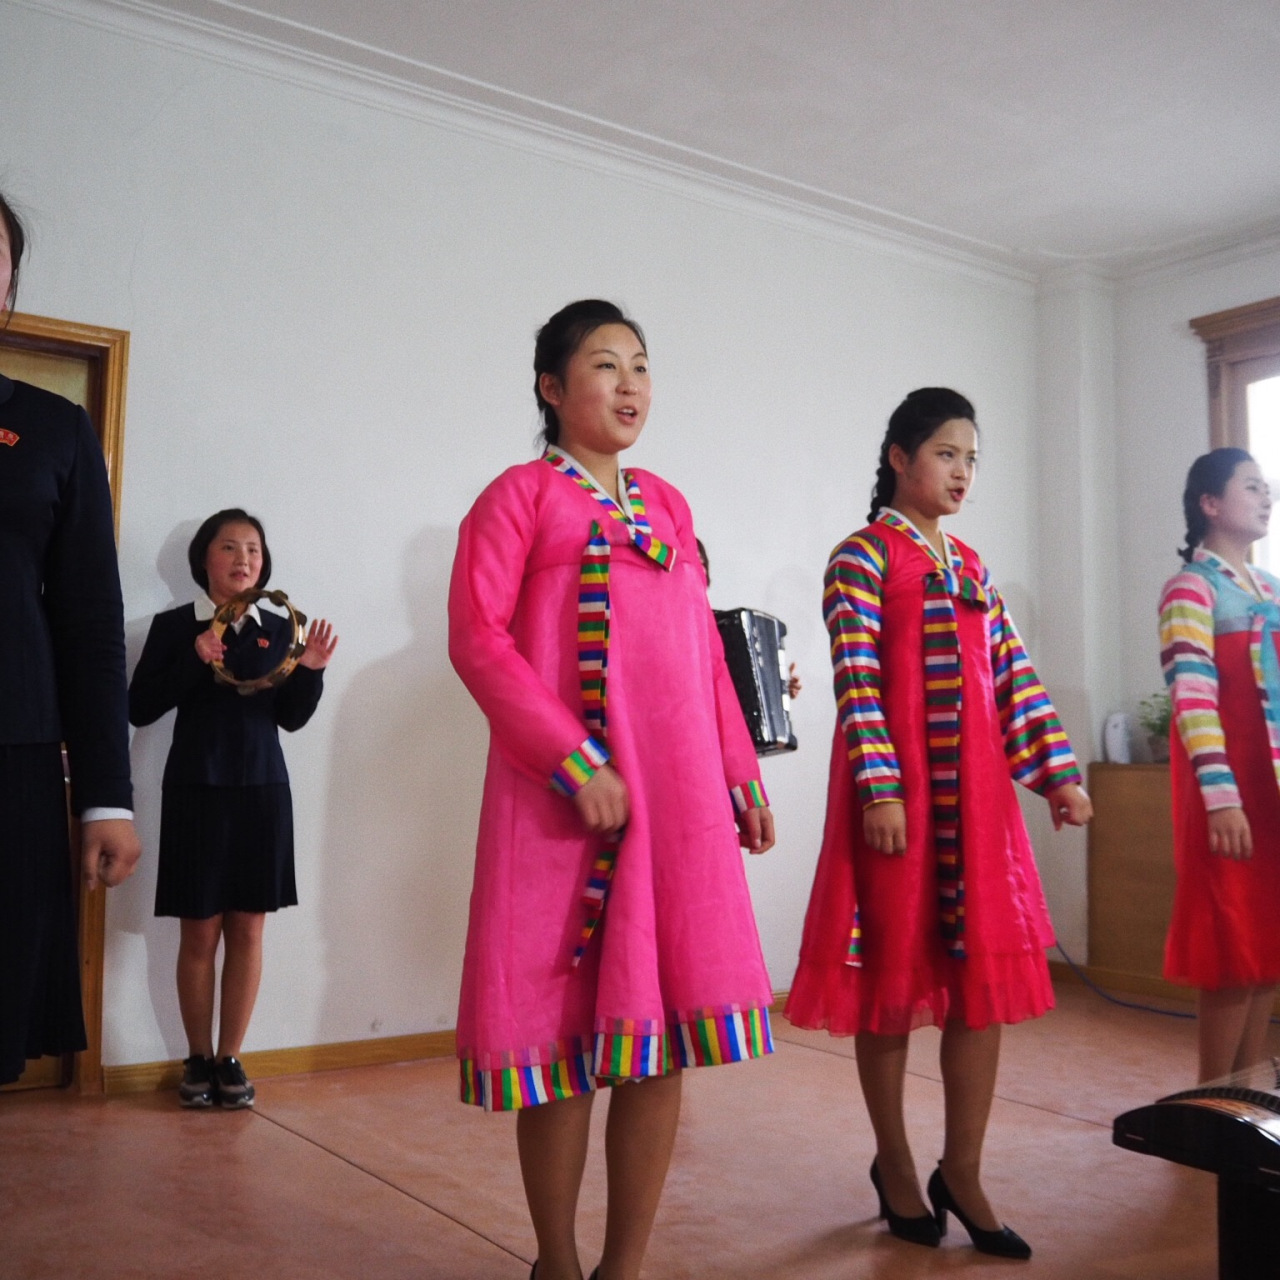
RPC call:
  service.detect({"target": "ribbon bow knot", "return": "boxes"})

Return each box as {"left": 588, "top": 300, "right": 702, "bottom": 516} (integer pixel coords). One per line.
{"left": 930, "top": 565, "right": 988, "bottom": 609}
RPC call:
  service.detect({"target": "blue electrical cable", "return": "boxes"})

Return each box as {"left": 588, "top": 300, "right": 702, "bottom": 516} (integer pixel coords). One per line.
{"left": 1054, "top": 943, "right": 1195, "bottom": 1019}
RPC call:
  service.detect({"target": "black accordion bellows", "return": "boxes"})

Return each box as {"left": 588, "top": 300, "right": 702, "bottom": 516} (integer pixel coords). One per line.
{"left": 713, "top": 608, "right": 798, "bottom": 757}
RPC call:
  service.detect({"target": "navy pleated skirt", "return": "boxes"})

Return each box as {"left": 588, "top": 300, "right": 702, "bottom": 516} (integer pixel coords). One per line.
{"left": 155, "top": 784, "right": 296, "bottom": 918}
{"left": 0, "top": 743, "right": 86, "bottom": 1086}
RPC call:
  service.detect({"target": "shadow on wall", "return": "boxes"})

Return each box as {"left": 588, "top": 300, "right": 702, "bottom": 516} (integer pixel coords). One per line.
{"left": 117, "top": 519, "right": 203, "bottom": 1059}
{"left": 316, "top": 524, "right": 487, "bottom": 1042}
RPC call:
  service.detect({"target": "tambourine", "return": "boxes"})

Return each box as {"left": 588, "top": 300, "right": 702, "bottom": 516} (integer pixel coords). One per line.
{"left": 210, "top": 588, "right": 308, "bottom": 696}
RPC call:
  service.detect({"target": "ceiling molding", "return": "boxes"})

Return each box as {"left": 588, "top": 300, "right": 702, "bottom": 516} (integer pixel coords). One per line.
{"left": 1116, "top": 228, "right": 1280, "bottom": 291}
{"left": 16, "top": 0, "right": 1278, "bottom": 288}
{"left": 18, "top": 0, "right": 1042, "bottom": 289}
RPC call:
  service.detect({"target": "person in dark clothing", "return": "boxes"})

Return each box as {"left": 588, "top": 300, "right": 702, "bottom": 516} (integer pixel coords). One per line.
{"left": 0, "top": 190, "right": 141, "bottom": 1087}
{"left": 130, "top": 509, "right": 337, "bottom": 1107}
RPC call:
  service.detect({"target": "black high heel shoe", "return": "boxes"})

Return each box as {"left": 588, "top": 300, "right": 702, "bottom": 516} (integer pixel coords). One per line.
{"left": 926, "top": 1167, "right": 1032, "bottom": 1259}
{"left": 869, "top": 1159, "right": 941, "bottom": 1247}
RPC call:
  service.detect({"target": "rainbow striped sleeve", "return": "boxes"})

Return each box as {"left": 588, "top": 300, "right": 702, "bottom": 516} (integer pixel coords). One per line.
{"left": 825, "top": 533, "right": 903, "bottom": 808}
{"left": 1159, "top": 571, "right": 1238, "bottom": 810}
{"left": 986, "top": 573, "right": 1082, "bottom": 795}
{"left": 550, "top": 736, "right": 611, "bottom": 796}
{"left": 729, "top": 779, "right": 769, "bottom": 813}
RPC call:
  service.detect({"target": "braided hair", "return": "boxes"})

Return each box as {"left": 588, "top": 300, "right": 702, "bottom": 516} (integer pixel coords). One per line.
{"left": 1178, "top": 447, "right": 1253, "bottom": 563}
{"left": 533, "top": 299, "right": 646, "bottom": 448}
{"left": 868, "top": 387, "right": 977, "bottom": 522}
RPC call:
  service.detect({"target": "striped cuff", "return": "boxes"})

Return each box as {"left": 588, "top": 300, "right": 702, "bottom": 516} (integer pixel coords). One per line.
{"left": 856, "top": 778, "right": 905, "bottom": 809}
{"left": 550, "top": 737, "right": 610, "bottom": 796}
{"left": 729, "top": 779, "right": 769, "bottom": 814}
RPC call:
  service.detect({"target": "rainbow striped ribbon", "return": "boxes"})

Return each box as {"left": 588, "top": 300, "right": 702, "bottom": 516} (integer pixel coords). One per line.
{"left": 544, "top": 449, "right": 676, "bottom": 965}
{"left": 543, "top": 448, "right": 677, "bottom": 572}
{"left": 880, "top": 512, "right": 987, "bottom": 959}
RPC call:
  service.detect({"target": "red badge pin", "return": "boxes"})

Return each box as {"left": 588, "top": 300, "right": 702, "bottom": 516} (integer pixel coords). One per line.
{"left": 0, "top": 429, "right": 19, "bottom": 446}
{"left": 257, "top": 637, "right": 270, "bottom": 648}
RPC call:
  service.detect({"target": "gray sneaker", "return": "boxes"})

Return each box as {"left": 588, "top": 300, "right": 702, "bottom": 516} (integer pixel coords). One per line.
{"left": 214, "top": 1056, "right": 256, "bottom": 1109}
{"left": 178, "top": 1055, "right": 215, "bottom": 1108}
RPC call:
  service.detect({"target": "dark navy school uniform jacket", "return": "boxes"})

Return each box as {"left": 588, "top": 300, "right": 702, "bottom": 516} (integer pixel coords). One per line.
{"left": 0, "top": 374, "right": 132, "bottom": 813}
{"left": 128, "top": 604, "right": 324, "bottom": 787}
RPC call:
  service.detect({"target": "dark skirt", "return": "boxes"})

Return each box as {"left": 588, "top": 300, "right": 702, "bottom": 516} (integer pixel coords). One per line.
{"left": 0, "top": 743, "right": 86, "bottom": 1085}
{"left": 155, "top": 784, "right": 296, "bottom": 918}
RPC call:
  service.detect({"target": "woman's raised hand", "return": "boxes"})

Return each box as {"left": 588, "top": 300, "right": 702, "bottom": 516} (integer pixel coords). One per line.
{"left": 1207, "top": 806, "right": 1252, "bottom": 860}
{"left": 573, "top": 763, "right": 629, "bottom": 836}
{"left": 864, "top": 800, "right": 907, "bottom": 855}
{"left": 194, "top": 628, "right": 226, "bottom": 665}
{"left": 298, "top": 618, "right": 339, "bottom": 670}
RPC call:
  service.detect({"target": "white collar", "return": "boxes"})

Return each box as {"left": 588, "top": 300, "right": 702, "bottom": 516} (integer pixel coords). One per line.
{"left": 553, "top": 447, "right": 636, "bottom": 523}
{"left": 194, "top": 591, "right": 261, "bottom": 630}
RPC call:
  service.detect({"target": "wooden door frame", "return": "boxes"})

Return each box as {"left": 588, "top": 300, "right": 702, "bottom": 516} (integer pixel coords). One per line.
{"left": 1190, "top": 295, "right": 1280, "bottom": 449}
{"left": 0, "top": 310, "right": 129, "bottom": 1094}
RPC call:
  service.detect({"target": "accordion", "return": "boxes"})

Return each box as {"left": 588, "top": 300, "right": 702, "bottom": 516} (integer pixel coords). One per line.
{"left": 714, "top": 608, "right": 798, "bottom": 757}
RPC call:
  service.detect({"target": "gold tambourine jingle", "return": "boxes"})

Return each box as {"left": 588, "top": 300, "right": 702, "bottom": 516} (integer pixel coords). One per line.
{"left": 210, "top": 588, "right": 308, "bottom": 696}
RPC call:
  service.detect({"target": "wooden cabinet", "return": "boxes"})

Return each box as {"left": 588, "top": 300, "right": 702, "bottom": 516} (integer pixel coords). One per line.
{"left": 1086, "top": 763, "right": 1182, "bottom": 998}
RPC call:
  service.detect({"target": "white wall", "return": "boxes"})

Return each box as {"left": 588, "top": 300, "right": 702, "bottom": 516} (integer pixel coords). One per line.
{"left": 7, "top": 1, "right": 1048, "bottom": 1066}
{"left": 1023, "top": 268, "right": 1123, "bottom": 960}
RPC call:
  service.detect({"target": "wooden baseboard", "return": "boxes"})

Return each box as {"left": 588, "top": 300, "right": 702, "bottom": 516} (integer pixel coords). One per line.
{"left": 103, "top": 964, "right": 1269, "bottom": 1097}
{"left": 1049, "top": 959, "right": 1280, "bottom": 1014}
{"left": 103, "top": 1000, "right": 801, "bottom": 1096}
{"left": 102, "top": 1029, "right": 457, "bottom": 1095}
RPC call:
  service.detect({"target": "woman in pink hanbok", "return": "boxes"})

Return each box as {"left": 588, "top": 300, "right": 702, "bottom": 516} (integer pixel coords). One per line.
{"left": 449, "top": 299, "right": 776, "bottom": 1280}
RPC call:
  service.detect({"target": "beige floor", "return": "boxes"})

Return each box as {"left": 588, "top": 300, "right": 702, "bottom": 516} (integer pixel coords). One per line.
{"left": 0, "top": 982, "right": 1249, "bottom": 1280}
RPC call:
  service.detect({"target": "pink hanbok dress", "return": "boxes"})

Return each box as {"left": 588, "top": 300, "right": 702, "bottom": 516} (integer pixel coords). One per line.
{"left": 449, "top": 451, "right": 773, "bottom": 1111}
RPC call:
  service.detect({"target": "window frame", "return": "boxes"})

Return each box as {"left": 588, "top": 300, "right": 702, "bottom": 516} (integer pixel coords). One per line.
{"left": 1190, "top": 296, "right": 1280, "bottom": 449}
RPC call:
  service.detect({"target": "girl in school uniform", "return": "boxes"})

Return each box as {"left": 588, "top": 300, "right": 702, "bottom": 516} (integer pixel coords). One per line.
{"left": 786, "top": 388, "right": 1091, "bottom": 1259}
{"left": 449, "top": 299, "right": 775, "bottom": 1280}
{"left": 129, "top": 509, "right": 337, "bottom": 1108}
{"left": 1159, "top": 447, "right": 1280, "bottom": 1083}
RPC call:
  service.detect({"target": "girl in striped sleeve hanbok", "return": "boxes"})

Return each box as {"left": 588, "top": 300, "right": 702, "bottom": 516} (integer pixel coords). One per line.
{"left": 1159, "top": 447, "right": 1280, "bottom": 1083}
{"left": 448, "top": 301, "right": 775, "bottom": 1280}
{"left": 787, "top": 388, "right": 1090, "bottom": 1260}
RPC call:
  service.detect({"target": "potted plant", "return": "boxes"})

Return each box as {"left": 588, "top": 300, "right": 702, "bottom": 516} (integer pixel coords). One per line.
{"left": 1138, "top": 691, "right": 1172, "bottom": 763}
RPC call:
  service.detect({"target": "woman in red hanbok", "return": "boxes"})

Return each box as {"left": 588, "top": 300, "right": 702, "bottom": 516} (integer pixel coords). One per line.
{"left": 787, "top": 388, "right": 1091, "bottom": 1259}
{"left": 1159, "top": 448, "right": 1280, "bottom": 1083}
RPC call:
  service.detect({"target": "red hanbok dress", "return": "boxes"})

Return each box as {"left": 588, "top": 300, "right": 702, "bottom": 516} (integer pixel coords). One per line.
{"left": 1159, "top": 550, "right": 1280, "bottom": 989}
{"left": 787, "top": 511, "right": 1081, "bottom": 1035}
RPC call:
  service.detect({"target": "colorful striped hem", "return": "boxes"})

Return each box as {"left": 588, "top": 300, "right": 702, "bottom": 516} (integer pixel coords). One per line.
{"left": 459, "top": 1038, "right": 595, "bottom": 1112}
{"left": 459, "top": 1005, "right": 773, "bottom": 1111}
{"left": 672, "top": 1003, "right": 774, "bottom": 1067}
{"left": 550, "top": 736, "right": 610, "bottom": 796}
{"left": 729, "top": 779, "right": 769, "bottom": 813}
